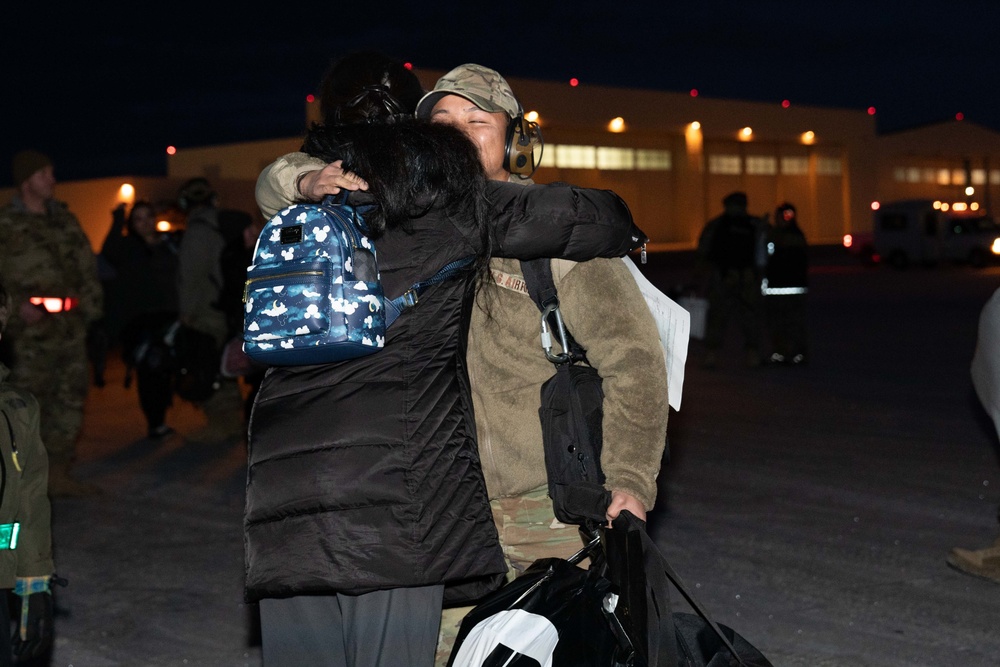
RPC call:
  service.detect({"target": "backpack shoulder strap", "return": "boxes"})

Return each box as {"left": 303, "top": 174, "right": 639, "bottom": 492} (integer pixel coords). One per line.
{"left": 384, "top": 256, "right": 475, "bottom": 328}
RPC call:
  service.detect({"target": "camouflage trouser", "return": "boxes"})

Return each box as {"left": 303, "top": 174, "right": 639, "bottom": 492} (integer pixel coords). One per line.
{"left": 434, "top": 486, "right": 588, "bottom": 666}
{"left": 9, "top": 326, "right": 90, "bottom": 464}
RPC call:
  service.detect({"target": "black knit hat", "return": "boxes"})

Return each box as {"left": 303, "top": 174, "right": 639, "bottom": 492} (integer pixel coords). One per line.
{"left": 11, "top": 150, "right": 52, "bottom": 186}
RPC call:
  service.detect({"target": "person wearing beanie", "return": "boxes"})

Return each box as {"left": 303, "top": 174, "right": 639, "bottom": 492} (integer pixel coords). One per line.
{"left": 11, "top": 151, "right": 52, "bottom": 188}
{"left": 0, "top": 150, "right": 104, "bottom": 497}
{"left": 0, "top": 281, "right": 58, "bottom": 664}
{"left": 762, "top": 202, "right": 809, "bottom": 366}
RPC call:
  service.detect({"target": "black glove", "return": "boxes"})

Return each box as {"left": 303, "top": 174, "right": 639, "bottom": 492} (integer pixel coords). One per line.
{"left": 12, "top": 586, "right": 54, "bottom": 661}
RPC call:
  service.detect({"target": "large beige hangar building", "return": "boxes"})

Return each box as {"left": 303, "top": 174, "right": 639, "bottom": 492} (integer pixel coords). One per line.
{"left": 7, "top": 68, "right": 1000, "bottom": 252}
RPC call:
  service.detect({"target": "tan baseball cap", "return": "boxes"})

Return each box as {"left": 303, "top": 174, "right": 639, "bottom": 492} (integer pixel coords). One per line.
{"left": 415, "top": 63, "right": 522, "bottom": 119}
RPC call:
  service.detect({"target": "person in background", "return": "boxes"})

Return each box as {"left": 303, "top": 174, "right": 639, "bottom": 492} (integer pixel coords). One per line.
{"left": 256, "top": 62, "right": 669, "bottom": 667}
{"left": 695, "top": 191, "right": 768, "bottom": 369}
{"left": 947, "top": 286, "right": 1000, "bottom": 583}
{"left": 100, "top": 200, "right": 181, "bottom": 439}
{"left": 762, "top": 202, "right": 809, "bottom": 365}
{"left": 0, "top": 150, "right": 103, "bottom": 496}
{"left": 0, "top": 281, "right": 57, "bottom": 665}
{"left": 216, "top": 214, "right": 267, "bottom": 427}
{"left": 175, "top": 178, "right": 249, "bottom": 442}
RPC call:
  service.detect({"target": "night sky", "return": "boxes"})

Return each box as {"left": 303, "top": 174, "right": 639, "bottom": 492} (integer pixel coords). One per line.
{"left": 5, "top": 2, "right": 999, "bottom": 187}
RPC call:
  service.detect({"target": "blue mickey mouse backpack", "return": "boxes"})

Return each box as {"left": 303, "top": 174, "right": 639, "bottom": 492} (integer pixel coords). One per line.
{"left": 242, "top": 193, "right": 470, "bottom": 366}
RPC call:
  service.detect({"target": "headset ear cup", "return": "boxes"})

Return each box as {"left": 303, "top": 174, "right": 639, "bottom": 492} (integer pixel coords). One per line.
{"left": 504, "top": 118, "right": 520, "bottom": 175}
{"left": 504, "top": 116, "right": 539, "bottom": 177}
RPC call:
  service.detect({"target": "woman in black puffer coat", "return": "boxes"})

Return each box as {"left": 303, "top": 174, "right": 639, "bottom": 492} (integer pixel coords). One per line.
{"left": 245, "top": 52, "right": 645, "bottom": 667}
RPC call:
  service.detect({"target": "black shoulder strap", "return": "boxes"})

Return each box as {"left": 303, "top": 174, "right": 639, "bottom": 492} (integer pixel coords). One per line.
{"left": 520, "top": 260, "right": 588, "bottom": 364}
{"left": 520, "top": 258, "right": 558, "bottom": 312}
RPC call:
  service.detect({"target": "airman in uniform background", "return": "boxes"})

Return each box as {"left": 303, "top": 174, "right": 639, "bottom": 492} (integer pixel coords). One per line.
{"left": 0, "top": 150, "right": 103, "bottom": 496}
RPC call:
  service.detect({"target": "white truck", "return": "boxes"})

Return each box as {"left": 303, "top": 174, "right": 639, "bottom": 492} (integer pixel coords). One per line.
{"left": 850, "top": 199, "right": 1000, "bottom": 268}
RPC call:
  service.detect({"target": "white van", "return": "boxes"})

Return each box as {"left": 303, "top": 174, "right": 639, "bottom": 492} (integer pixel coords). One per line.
{"left": 872, "top": 199, "right": 1000, "bottom": 268}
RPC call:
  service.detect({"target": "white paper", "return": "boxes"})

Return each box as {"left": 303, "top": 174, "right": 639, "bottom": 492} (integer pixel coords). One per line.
{"left": 621, "top": 256, "right": 689, "bottom": 411}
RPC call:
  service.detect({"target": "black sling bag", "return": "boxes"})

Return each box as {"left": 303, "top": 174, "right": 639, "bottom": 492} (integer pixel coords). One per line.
{"left": 521, "top": 259, "right": 611, "bottom": 528}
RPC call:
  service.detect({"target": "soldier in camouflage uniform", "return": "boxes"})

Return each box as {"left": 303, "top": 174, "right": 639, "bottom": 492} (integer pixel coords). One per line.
{"left": 0, "top": 151, "right": 103, "bottom": 496}
{"left": 256, "top": 64, "right": 669, "bottom": 666}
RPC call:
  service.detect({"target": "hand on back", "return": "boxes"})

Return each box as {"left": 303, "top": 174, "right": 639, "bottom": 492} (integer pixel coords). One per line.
{"left": 297, "top": 160, "right": 369, "bottom": 201}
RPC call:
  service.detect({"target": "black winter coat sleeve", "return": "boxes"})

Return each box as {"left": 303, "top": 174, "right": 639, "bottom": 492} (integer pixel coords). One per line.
{"left": 486, "top": 181, "right": 646, "bottom": 260}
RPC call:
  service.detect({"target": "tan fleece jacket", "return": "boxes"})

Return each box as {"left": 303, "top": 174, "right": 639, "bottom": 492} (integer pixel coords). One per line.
{"left": 469, "top": 256, "right": 668, "bottom": 509}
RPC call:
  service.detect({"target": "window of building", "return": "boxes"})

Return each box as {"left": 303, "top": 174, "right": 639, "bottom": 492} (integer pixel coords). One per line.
{"left": 553, "top": 145, "right": 597, "bottom": 169}
{"left": 937, "top": 169, "right": 951, "bottom": 185}
{"left": 951, "top": 169, "right": 966, "bottom": 185}
{"left": 972, "top": 169, "right": 987, "bottom": 185}
{"left": 635, "top": 149, "right": 672, "bottom": 170}
{"left": 817, "top": 157, "right": 843, "bottom": 175}
{"left": 596, "top": 147, "right": 635, "bottom": 170}
{"left": 537, "top": 144, "right": 672, "bottom": 171}
{"left": 904, "top": 167, "right": 920, "bottom": 183}
{"left": 992, "top": 170, "right": 1000, "bottom": 185}
{"left": 923, "top": 169, "right": 937, "bottom": 183}
{"left": 745, "top": 156, "right": 776, "bottom": 175}
{"left": 781, "top": 157, "right": 809, "bottom": 175}
{"left": 708, "top": 154, "right": 741, "bottom": 175}
{"left": 893, "top": 167, "right": 906, "bottom": 182}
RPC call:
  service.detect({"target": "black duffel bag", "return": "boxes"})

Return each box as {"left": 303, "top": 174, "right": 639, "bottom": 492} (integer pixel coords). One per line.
{"left": 448, "top": 512, "right": 774, "bottom": 667}
{"left": 604, "top": 511, "right": 774, "bottom": 667}
{"left": 170, "top": 323, "right": 221, "bottom": 403}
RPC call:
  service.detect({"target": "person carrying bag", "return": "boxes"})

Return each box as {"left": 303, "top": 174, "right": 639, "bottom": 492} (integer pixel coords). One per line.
{"left": 447, "top": 260, "right": 773, "bottom": 666}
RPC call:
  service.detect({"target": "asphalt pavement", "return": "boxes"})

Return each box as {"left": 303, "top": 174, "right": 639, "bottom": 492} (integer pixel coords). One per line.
{"left": 45, "top": 248, "right": 1000, "bottom": 666}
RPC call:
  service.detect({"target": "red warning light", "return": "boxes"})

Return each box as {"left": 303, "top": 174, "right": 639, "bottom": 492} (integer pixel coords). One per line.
{"left": 867, "top": 106, "right": 877, "bottom": 115}
{"left": 404, "top": 62, "right": 413, "bottom": 70}
{"left": 690, "top": 88, "right": 698, "bottom": 97}
{"left": 166, "top": 146, "right": 176, "bottom": 155}
{"left": 781, "top": 99, "right": 790, "bottom": 108}
{"left": 306, "top": 94, "right": 315, "bottom": 104}
{"left": 955, "top": 112, "right": 964, "bottom": 121}
{"left": 569, "top": 78, "right": 579, "bottom": 87}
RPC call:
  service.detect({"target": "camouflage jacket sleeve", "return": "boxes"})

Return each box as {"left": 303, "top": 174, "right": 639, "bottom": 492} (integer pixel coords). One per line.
{"left": 554, "top": 258, "right": 669, "bottom": 509}
{"left": 255, "top": 152, "right": 327, "bottom": 219}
